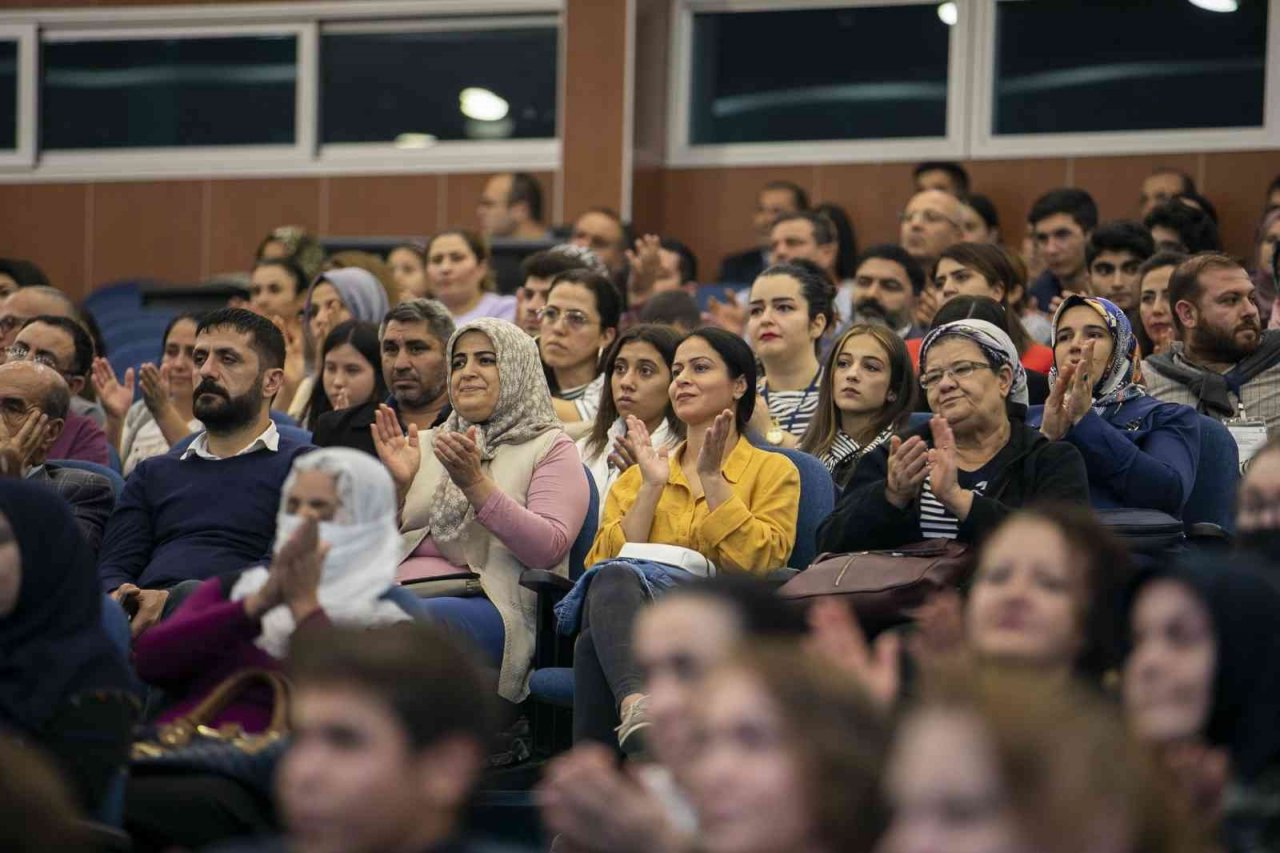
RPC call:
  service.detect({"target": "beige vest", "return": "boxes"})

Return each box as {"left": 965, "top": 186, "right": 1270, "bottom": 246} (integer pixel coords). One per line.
{"left": 400, "top": 428, "right": 568, "bottom": 702}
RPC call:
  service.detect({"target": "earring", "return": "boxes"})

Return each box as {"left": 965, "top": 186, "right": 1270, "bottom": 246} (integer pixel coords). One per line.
{"left": 887, "top": 392, "right": 897, "bottom": 401}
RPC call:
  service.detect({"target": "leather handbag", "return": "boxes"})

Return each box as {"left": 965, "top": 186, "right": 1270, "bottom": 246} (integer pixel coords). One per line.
{"left": 1095, "top": 508, "right": 1185, "bottom": 554}
{"left": 401, "top": 572, "right": 486, "bottom": 599}
{"left": 779, "top": 540, "right": 974, "bottom": 635}
{"left": 131, "top": 668, "right": 290, "bottom": 794}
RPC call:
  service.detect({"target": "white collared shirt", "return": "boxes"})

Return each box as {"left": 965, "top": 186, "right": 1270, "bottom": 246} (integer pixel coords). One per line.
{"left": 181, "top": 421, "right": 280, "bottom": 461}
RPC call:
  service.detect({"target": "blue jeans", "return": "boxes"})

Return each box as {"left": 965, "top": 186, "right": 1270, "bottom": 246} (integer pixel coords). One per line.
{"left": 403, "top": 595, "right": 506, "bottom": 669}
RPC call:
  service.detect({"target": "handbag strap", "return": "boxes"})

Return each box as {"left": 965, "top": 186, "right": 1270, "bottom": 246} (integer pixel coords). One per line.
{"left": 171, "top": 668, "right": 291, "bottom": 736}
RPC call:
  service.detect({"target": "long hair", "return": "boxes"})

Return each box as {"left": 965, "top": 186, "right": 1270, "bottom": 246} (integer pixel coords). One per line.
{"left": 303, "top": 320, "right": 387, "bottom": 427}
{"left": 583, "top": 323, "right": 684, "bottom": 460}
{"left": 799, "top": 324, "right": 914, "bottom": 458}
{"left": 934, "top": 243, "right": 1033, "bottom": 355}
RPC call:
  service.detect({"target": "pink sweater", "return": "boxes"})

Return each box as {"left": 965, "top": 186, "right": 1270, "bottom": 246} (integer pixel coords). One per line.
{"left": 398, "top": 432, "right": 587, "bottom": 581}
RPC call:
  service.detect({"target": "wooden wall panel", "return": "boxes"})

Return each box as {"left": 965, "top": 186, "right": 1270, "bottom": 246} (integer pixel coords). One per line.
{"left": 964, "top": 158, "right": 1070, "bottom": 246}
{"left": 0, "top": 183, "right": 89, "bottom": 299}
{"left": 1202, "top": 150, "right": 1280, "bottom": 261}
{"left": 326, "top": 174, "right": 441, "bottom": 241}
{"left": 1073, "top": 153, "right": 1201, "bottom": 226}
{"left": 90, "top": 180, "right": 205, "bottom": 286}
{"left": 207, "top": 178, "right": 322, "bottom": 276}
{"left": 561, "top": 0, "right": 629, "bottom": 218}
{"left": 817, "top": 162, "right": 917, "bottom": 250}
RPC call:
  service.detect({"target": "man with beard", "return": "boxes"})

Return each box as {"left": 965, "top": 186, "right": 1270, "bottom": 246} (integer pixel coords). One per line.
{"left": 849, "top": 244, "right": 927, "bottom": 340}
{"left": 1144, "top": 254, "right": 1280, "bottom": 451}
{"left": 312, "top": 299, "right": 455, "bottom": 456}
{"left": 98, "top": 309, "right": 313, "bottom": 636}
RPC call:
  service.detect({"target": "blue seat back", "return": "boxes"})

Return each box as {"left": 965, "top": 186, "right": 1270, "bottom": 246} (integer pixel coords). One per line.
{"left": 50, "top": 458, "right": 126, "bottom": 499}
{"left": 694, "top": 283, "right": 749, "bottom": 311}
{"left": 269, "top": 409, "right": 300, "bottom": 429}
{"left": 568, "top": 464, "right": 599, "bottom": 580}
{"left": 906, "top": 411, "right": 931, "bottom": 431}
{"left": 754, "top": 445, "right": 834, "bottom": 569}
{"left": 1183, "top": 414, "right": 1239, "bottom": 534}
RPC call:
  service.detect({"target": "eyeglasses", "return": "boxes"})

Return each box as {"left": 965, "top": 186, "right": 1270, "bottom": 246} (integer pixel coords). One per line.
{"left": 5, "top": 343, "right": 64, "bottom": 373}
{"left": 919, "top": 360, "right": 992, "bottom": 389}
{"left": 0, "top": 315, "right": 29, "bottom": 335}
{"left": 537, "top": 306, "right": 596, "bottom": 331}
{"left": 899, "top": 209, "right": 959, "bottom": 228}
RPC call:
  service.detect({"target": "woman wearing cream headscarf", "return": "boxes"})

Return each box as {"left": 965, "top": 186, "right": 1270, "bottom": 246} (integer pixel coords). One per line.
{"left": 374, "top": 318, "right": 589, "bottom": 702}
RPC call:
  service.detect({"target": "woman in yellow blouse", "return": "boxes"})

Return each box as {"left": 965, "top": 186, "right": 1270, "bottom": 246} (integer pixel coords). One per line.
{"left": 572, "top": 327, "right": 800, "bottom": 754}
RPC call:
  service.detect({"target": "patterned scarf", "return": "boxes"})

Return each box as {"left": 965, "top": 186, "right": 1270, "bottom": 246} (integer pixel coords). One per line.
{"left": 425, "top": 318, "right": 562, "bottom": 543}
{"left": 1049, "top": 294, "right": 1146, "bottom": 412}
{"left": 920, "top": 319, "right": 1029, "bottom": 406}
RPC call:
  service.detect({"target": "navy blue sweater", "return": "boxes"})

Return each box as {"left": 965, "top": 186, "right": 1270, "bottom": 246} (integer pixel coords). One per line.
{"left": 1027, "top": 396, "right": 1200, "bottom": 516}
{"left": 98, "top": 432, "right": 312, "bottom": 592}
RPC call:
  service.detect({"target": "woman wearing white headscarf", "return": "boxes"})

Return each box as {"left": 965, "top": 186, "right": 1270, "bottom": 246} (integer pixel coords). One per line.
{"left": 373, "top": 318, "right": 590, "bottom": 703}
{"left": 818, "top": 319, "right": 1089, "bottom": 552}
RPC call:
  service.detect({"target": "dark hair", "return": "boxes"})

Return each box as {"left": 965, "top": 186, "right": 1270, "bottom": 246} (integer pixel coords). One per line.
{"left": 772, "top": 211, "right": 837, "bottom": 252}
{"left": 813, "top": 202, "right": 859, "bottom": 279}
{"left": 1144, "top": 200, "right": 1221, "bottom": 255}
{"left": 1028, "top": 188, "right": 1098, "bottom": 232}
{"left": 763, "top": 180, "right": 810, "bottom": 212}
{"left": 584, "top": 323, "right": 685, "bottom": 460}
{"left": 22, "top": 315, "right": 94, "bottom": 377}
{"left": 1167, "top": 252, "right": 1245, "bottom": 337}
{"left": 933, "top": 243, "right": 1032, "bottom": 355}
{"left": 682, "top": 327, "right": 757, "bottom": 433}
{"left": 521, "top": 247, "right": 595, "bottom": 282}
{"left": 195, "top": 307, "right": 286, "bottom": 371}
{"left": 639, "top": 290, "right": 701, "bottom": 331}
{"left": 966, "top": 193, "right": 1000, "bottom": 231}
{"left": 252, "top": 257, "right": 308, "bottom": 300}
{"left": 389, "top": 242, "right": 426, "bottom": 261}
{"left": 659, "top": 237, "right": 699, "bottom": 284}
{"left": 754, "top": 261, "right": 836, "bottom": 353}
{"left": 509, "top": 172, "right": 544, "bottom": 222}
{"left": 1268, "top": 174, "right": 1280, "bottom": 201}
{"left": 800, "top": 324, "right": 914, "bottom": 459}
{"left": 303, "top": 320, "right": 388, "bottom": 426}
{"left": 913, "top": 161, "right": 971, "bottom": 196}
{"left": 1174, "top": 190, "right": 1219, "bottom": 224}
{"left": 159, "top": 311, "right": 204, "bottom": 360}
{"left": 1086, "top": 220, "right": 1155, "bottom": 267}
{"left": 0, "top": 258, "right": 50, "bottom": 287}
{"left": 1132, "top": 252, "right": 1188, "bottom": 356}
{"left": 427, "top": 229, "right": 495, "bottom": 291}
{"left": 290, "top": 623, "right": 494, "bottom": 754}
{"left": 576, "top": 207, "right": 633, "bottom": 249}
{"left": 1151, "top": 167, "right": 1197, "bottom": 196}
{"left": 547, "top": 268, "right": 624, "bottom": 332}
{"left": 854, "top": 244, "right": 927, "bottom": 296}
{"left": 1137, "top": 250, "right": 1188, "bottom": 281}
{"left": 381, "top": 298, "right": 456, "bottom": 349}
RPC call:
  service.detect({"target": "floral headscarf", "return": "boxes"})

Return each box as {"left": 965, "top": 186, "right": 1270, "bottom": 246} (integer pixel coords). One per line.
{"left": 1050, "top": 294, "right": 1146, "bottom": 411}
{"left": 920, "top": 319, "right": 1029, "bottom": 407}
{"left": 425, "top": 318, "right": 562, "bottom": 543}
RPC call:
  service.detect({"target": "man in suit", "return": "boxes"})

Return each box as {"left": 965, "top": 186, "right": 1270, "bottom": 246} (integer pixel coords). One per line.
{"left": 717, "top": 181, "right": 809, "bottom": 285}
{"left": 313, "top": 299, "right": 456, "bottom": 455}
{"left": 0, "top": 360, "right": 114, "bottom": 554}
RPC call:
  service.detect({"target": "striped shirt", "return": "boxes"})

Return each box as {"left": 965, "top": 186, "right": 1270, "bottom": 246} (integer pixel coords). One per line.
{"left": 919, "top": 462, "right": 996, "bottom": 540}
{"left": 820, "top": 427, "right": 893, "bottom": 475}
{"left": 761, "top": 372, "right": 823, "bottom": 439}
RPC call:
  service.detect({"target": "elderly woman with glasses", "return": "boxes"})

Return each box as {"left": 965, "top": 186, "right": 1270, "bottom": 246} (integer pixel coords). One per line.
{"left": 818, "top": 319, "right": 1088, "bottom": 551}
{"left": 538, "top": 269, "right": 624, "bottom": 426}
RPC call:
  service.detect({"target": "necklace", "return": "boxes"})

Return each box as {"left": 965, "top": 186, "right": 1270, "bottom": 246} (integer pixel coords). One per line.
{"left": 762, "top": 367, "right": 821, "bottom": 444}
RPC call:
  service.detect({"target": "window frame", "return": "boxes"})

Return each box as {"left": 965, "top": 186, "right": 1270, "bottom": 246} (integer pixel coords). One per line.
{"left": 0, "top": 0, "right": 561, "bottom": 182}
{"left": 666, "top": 0, "right": 974, "bottom": 168}
{"left": 968, "top": 0, "right": 1280, "bottom": 159}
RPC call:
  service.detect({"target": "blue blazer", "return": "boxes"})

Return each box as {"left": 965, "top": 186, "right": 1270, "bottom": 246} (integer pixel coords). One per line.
{"left": 1028, "top": 396, "right": 1199, "bottom": 516}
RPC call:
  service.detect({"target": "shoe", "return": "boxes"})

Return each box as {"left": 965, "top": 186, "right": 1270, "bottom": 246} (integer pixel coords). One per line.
{"left": 615, "top": 695, "right": 651, "bottom": 751}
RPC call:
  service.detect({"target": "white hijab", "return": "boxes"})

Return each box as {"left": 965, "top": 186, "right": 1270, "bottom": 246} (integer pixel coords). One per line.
{"left": 231, "top": 447, "right": 409, "bottom": 658}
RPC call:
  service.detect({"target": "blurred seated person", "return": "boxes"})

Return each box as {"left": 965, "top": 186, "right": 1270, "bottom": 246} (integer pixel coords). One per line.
{"left": 425, "top": 229, "right": 516, "bottom": 325}
{"left": 819, "top": 318, "right": 1087, "bottom": 551}
{"left": 799, "top": 324, "right": 915, "bottom": 489}
{"left": 577, "top": 324, "right": 684, "bottom": 507}
{"left": 387, "top": 242, "right": 429, "bottom": 301}
{"left": 284, "top": 267, "right": 390, "bottom": 421}
{"left": 1134, "top": 252, "right": 1185, "bottom": 358}
{"left": 478, "top": 171, "right": 548, "bottom": 239}
{"left": 564, "top": 328, "right": 799, "bottom": 751}
{"left": 1027, "top": 188, "right": 1097, "bottom": 313}
{"left": 1029, "top": 295, "right": 1198, "bottom": 516}
{"left": 8, "top": 316, "right": 109, "bottom": 465}
{"left": 255, "top": 224, "right": 325, "bottom": 282}
{"left": 639, "top": 289, "right": 703, "bottom": 332}
{"left": 1145, "top": 199, "right": 1221, "bottom": 255}
{"left": 325, "top": 250, "right": 398, "bottom": 310}
{"left": 247, "top": 258, "right": 306, "bottom": 324}
{"left": 218, "top": 623, "right": 497, "bottom": 853}
{"left": 1086, "top": 221, "right": 1155, "bottom": 313}
{"left": 92, "top": 313, "right": 200, "bottom": 476}
{"left": 0, "top": 288, "right": 106, "bottom": 428}
{"left": 294, "top": 321, "right": 386, "bottom": 431}
{"left": 0, "top": 256, "right": 50, "bottom": 296}
{"left": 98, "top": 310, "right": 312, "bottom": 635}
{"left": 848, "top": 244, "right": 928, "bottom": 340}
{"left": 127, "top": 449, "right": 410, "bottom": 852}
{"left": 542, "top": 269, "right": 622, "bottom": 426}
{"left": 960, "top": 193, "right": 1000, "bottom": 244}
{"left": 312, "top": 299, "right": 455, "bottom": 457}
{"left": 0, "top": 481, "right": 135, "bottom": 813}
{"left": 373, "top": 318, "right": 588, "bottom": 704}
{"left": 515, "top": 244, "right": 604, "bottom": 337}
{"left": 1253, "top": 207, "right": 1280, "bottom": 322}
{"left": 621, "top": 237, "right": 700, "bottom": 327}
{"left": 718, "top": 180, "right": 809, "bottom": 285}
{"left": 572, "top": 208, "right": 631, "bottom": 289}
{"left": 1235, "top": 436, "right": 1280, "bottom": 562}
{"left": 0, "top": 362, "right": 114, "bottom": 554}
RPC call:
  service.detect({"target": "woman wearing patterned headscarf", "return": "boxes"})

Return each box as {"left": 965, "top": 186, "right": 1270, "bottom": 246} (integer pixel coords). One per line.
{"left": 1032, "top": 294, "right": 1200, "bottom": 515}
{"left": 374, "top": 318, "right": 590, "bottom": 703}
{"left": 819, "top": 318, "right": 1088, "bottom": 551}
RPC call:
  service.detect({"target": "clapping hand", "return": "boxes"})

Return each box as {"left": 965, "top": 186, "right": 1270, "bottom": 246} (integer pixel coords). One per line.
{"left": 624, "top": 234, "right": 664, "bottom": 299}
{"left": 139, "top": 362, "right": 172, "bottom": 415}
{"left": 371, "top": 404, "right": 421, "bottom": 492}
{"left": 884, "top": 434, "right": 929, "bottom": 508}
{"left": 806, "top": 598, "right": 901, "bottom": 710}
{"left": 1040, "top": 341, "right": 1095, "bottom": 441}
{"left": 434, "top": 426, "right": 485, "bottom": 489}
{"left": 91, "top": 358, "right": 134, "bottom": 420}
{"left": 695, "top": 409, "right": 734, "bottom": 480}
{"left": 622, "top": 415, "right": 668, "bottom": 486}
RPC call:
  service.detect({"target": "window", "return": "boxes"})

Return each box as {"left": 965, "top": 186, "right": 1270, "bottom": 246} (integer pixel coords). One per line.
{"left": 41, "top": 34, "right": 297, "bottom": 150}
{"left": 0, "top": 40, "right": 15, "bottom": 150}
{"left": 688, "top": 4, "right": 950, "bottom": 145}
{"left": 321, "top": 25, "right": 557, "bottom": 144}
{"left": 993, "top": 0, "right": 1268, "bottom": 136}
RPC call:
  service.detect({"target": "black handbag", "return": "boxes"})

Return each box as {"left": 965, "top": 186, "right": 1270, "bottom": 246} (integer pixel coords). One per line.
{"left": 131, "top": 668, "right": 290, "bottom": 795}
{"left": 1096, "top": 508, "right": 1185, "bottom": 554}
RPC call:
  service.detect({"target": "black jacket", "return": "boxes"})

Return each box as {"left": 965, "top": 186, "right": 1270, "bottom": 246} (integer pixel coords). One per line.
{"left": 818, "top": 420, "right": 1089, "bottom": 552}
{"left": 312, "top": 400, "right": 450, "bottom": 457}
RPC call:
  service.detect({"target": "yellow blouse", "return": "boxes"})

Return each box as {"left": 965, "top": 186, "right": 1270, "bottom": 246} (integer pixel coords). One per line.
{"left": 585, "top": 436, "right": 800, "bottom": 575}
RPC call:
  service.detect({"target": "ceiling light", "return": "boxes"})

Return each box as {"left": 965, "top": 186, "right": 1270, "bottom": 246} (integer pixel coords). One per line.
{"left": 1188, "top": 0, "right": 1238, "bottom": 11}
{"left": 937, "top": 2, "right": 958, "bottom": 26}
{"left": 393, "top": 133, "right": 437, "bottom": 149}
{"left": 459, "top": 88, "right": 509, "bottom": 122}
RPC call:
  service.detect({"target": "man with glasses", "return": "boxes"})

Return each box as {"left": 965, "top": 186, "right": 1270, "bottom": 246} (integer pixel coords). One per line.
{"left": 8, "top": 315, "right": 110, "bottom": 465}
{"left": 900, "top": 190, "right": 965, "bottom": 329}
{"left": 1027, "top": 189, "right": 1098, "bottom": 312}
{"left": 514, "top": 245, "right": 603, "bottom": 337}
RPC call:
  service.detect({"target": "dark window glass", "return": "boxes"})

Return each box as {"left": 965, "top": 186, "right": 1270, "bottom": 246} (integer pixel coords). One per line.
{"left": 995, "top": 0, "right": 1267, "bottom": 135}
{"left": 0, "top": 41, "right": 15, "bottom": 150}
{"left": 42, "top": 36, "right": 296, "bottom": 150}
{"left": 321, "top": 27, "right": 557, "bottom": 143}
{"left": 689, "top": 5, "right": 949, "bottom": 145}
